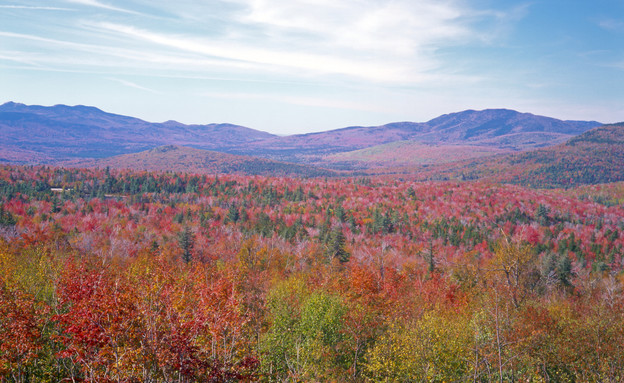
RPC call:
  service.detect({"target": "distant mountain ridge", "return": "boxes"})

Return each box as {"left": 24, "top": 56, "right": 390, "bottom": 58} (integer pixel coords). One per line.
{"left": 0, "top": 102, "right": 603, "bottom": 171}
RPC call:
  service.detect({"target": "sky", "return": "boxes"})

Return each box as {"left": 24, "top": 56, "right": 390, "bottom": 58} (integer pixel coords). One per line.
{"left": 1, "top": 0, "right": 623, "bottom": 135}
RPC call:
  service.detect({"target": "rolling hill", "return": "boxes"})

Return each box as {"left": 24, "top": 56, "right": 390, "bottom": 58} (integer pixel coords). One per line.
{"left": 68, "top": 145, "right": 335, "bottom": 177}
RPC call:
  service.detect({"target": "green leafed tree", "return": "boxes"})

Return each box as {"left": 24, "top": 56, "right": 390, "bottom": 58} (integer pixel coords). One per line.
{"left": 260, "top": 281, "right": 347, "bottom": 381}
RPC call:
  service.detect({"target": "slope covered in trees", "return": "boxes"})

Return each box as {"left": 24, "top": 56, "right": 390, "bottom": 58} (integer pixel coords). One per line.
{"left": 400, "top": 123, "right": 624, "bottom": 188}
{"left": 1, "top": 165, "right": 624, "bottom": 381}
{"left": 69, "top": 145, "right": 336, "bottom": 178}
{"left": 515, "top": 123, "right": 624, "bottom": 187}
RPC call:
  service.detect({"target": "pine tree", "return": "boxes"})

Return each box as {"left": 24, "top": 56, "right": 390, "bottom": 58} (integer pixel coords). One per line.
{"left": 178, "top": 226, "right": 195, "bottom": 263}
{"left": 227, "top": 204, "right": 240, "bottom": 223}
{"left": 536, "top": 204, "right": 550, "bottom": 224}
{"left": 328, "top": 227, "right": 350, "bottom": 263}
{"left": 51, "top": 197, "right": 60, "bottom": 213}
{"left": 334, "top": 205, "right": 346, "bottom": 223}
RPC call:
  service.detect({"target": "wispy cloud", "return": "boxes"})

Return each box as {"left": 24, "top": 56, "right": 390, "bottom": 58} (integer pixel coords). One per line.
{"left": 0, "top": 51, "right": 46, "bottom": 66}
{"left": 0, "top": 5, "right": 74, "bottom": 11}
{"left": 3, "top": 1, "right": 524, "bottom": 85}
{"left": 0, "top": 31, "right": 94, "bottom": 50}
{"left": 64, "top": 0, "right": 142, "bottom": 15}
{"left": 93, "top": 22, "right": 419, "bottom": 83}
{"left": 598, "top": 19, "right": 624, "bottom": 32}
{"left": 469, "top": 3, "right": 531, "bottom": 44}
{"left": 107, "top": 78, "right": 162, "bottom": 94}
{"left": 86, "top": 0, "right": 520, "bottom": 84}
{"left": 0, "top": 31, "right": 233, "bottom": 71}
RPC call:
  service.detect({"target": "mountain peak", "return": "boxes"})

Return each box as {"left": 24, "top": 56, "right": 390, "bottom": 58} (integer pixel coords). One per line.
{"left": 161, "top": 120, "right": 183, "bottom": 126}
{"left": 53, "top": 104, "right": 105, "bottom": 113}
{"left": 0, "top": 101, "right": 26, "bottom": 110}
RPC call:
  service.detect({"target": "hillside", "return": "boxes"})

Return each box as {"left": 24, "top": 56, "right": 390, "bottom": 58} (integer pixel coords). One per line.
{"left": 0, "top": 102, "right": 276, "bottom": 162}
{"left": 410, "top": 123, "right": 624, "bottom": 188}
{"left": 510, "top": 123, "right": 624, "bottom": 187}
{"left": 69, "top": 145, "right": 335, "bottom": 177}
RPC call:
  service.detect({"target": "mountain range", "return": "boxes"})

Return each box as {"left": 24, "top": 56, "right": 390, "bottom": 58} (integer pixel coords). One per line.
{"left": 0, "top": 102, "right": 601, "bottom": 167}
{"left": 4, "top": 101, "right": 622, "bottom": 187}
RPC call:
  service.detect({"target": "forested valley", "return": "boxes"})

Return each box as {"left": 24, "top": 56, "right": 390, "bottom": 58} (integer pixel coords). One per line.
{"left": 1, "top": 165, "right": 624, "bottom": 382}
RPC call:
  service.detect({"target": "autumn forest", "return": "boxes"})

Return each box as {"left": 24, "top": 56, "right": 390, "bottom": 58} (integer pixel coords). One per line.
{"left": 1, "top": 165, "right": 624, "bottom": 382}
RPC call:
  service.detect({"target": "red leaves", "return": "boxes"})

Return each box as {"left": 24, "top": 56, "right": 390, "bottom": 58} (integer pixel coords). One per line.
{"left": 54, "top": 265, "right": 142, "bottom": 381}
{"left": 2, "top": 165, "right": 624, "bottom": 380}
{"left": 49, "top": 256, "right": 260, "bottom": 382}
{"left": 0, "top": 281, "right": 43, "bottom": 377}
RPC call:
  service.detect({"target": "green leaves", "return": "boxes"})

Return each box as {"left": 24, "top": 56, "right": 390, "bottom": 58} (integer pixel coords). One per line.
{"left": 260, "top": 280, "right": 346, "bottom": 381}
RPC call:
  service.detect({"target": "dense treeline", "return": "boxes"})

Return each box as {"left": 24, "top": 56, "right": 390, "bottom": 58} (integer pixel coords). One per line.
{"left": 1, "top": 165, "right": 624, "bottom": 381}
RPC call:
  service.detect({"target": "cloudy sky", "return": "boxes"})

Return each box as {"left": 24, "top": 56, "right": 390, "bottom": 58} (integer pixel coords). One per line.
{"left": 1, "top": 0, "right": 623, "bottom": 134}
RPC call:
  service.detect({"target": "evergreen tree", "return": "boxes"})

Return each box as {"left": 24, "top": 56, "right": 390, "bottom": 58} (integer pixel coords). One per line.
{"left": 557, "top": 254, "right": 573, "bottom": 287}
{"left": 536, "top": 204, "right": 550, "bottom": 224}
{"left": 227, "top": 204, "right": 240, "bottom": 223}
{"left": 51, "top": 197, "right": 60, "bottom": 214}
{"left": 178, "top": 226, "right": 195, "bottom": 263}
{"left": 334, "top": 205, "right": 346, "bottom": 223}
{"left": 371, "top": 208, "right": 384, "bottom": 234}
{"left": 239, "top": 208, "right": 249, "bottom": 223}
{"left": 425, "top": 239, "right": 435, "bottom": 273}
{"left": 328, "top": 227, "right": 350, "bottom": 263}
